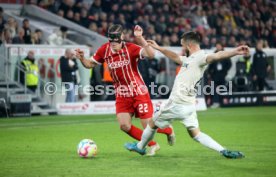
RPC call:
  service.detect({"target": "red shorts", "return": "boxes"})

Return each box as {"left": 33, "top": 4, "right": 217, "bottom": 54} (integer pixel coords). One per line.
{"left": 115, "top": 94, "right": 153, "bottom": 119}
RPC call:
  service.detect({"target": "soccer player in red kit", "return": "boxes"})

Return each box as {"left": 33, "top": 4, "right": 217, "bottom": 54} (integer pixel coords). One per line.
{"left": 75, "top": 24, "right": 175, "bottom": 156}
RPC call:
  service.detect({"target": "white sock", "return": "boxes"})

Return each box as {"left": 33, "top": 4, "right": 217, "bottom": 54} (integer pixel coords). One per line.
{"left": 193, "top": 132, "right": 225, "bottom": 152}
{"left": 137, "top": 125, "right": 156, "bottom": 149}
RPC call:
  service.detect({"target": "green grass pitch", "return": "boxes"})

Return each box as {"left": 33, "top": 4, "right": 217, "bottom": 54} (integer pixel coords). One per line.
{"left": 1, "top": 106, "right": 276, "bottom": 177}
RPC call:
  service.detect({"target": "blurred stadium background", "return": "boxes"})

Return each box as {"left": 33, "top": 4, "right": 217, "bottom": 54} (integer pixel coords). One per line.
{"left": 0, "top": 0, "right": 276, "bottom": 177}
{"left": 1, "top": 0, "right": 276, "bottom": 116}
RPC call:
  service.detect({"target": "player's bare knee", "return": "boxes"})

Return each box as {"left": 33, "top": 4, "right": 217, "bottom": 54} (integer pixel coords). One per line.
{"left": 120, "top": 123, "right": 131, "bottom": 132}
{"left": 187, "top": 127, "right": 200, "bottom": 138}
{"left": 148, "top": 119, "right": 155, "bottom": 127}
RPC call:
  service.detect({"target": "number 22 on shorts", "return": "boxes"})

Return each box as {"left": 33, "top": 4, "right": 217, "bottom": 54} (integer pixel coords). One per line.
{"left": 138, "top": 103, "right": 148, "bottom": 113}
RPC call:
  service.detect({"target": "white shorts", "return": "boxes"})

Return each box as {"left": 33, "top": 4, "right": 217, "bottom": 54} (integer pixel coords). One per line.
{"left": 153, "top": 100, "right": 198, "bottom": 129}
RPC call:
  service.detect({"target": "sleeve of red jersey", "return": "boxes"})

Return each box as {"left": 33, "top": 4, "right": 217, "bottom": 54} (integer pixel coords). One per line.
{"left": 89, "top": 45, "right": 106, "bottom": 65}
{"left": 130, "top": 43, "right": 144, "bottom": 60}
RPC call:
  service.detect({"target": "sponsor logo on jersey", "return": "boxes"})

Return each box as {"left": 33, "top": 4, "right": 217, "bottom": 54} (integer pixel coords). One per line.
{"left": 108, "top": 60, "right": 130, "bottom": 69}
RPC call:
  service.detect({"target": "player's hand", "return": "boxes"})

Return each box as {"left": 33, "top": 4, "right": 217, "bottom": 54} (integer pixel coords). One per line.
{"left": 147, "top": 40, "right": 161, "bottom": 50}
{"left": 134, "top": 25, "right": 143, "bottom": 37}
{"left": 75, "top": 49, "right": 84, "bottom": 60}
{"left": 235, "top": 45, "right": 250, "bottom": 55}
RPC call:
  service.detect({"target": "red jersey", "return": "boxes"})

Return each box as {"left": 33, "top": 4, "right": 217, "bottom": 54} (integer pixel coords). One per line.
{"left": 90, "top": 42, "right": 148, "bottom": 97}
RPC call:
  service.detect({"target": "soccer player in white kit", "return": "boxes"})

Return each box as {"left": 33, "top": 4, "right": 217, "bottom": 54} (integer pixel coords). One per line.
{"left": 125, "top": 31, "right": 249, "bottom": 159}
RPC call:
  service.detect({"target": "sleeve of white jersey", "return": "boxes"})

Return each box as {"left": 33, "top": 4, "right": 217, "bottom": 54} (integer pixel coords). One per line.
{"left": 179, "top": 56, "right": 187, "bottom": 64}
{"left": 198, "top": 53, "right": 209, "bottom": 66}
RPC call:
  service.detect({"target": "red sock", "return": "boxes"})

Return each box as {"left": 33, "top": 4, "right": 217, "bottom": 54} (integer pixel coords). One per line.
{"left": 157, "top": 127, "right": 172, "bottom": 135}
{"left": 127, "top": 125, "right": 156, "bottom": 146}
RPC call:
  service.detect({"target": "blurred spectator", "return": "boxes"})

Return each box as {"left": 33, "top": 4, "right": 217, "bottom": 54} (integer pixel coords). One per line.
{"left": 170, "top": 33, "right": 179, "bottom": 46}
{"left": 47, "top": 26, "right": 68, "bottom": 45}
{"left": 40, "top": 0, "right": 276, "bottom": 47}
{"left": 38, "top": 57, "right": 46, "bottom": 98}
{"left": 5, "top": 17, "right": 17, "bottom": 39}
{"left": 20, "top": 51, "right": 39, "bottom": 93}
{"left": 38, "top": 58, "right": 46, "bottom": 80}
{"left": 60, "top": 49, "right": 78, "bottom": 102}
{"left": 251, "top": 40, "right": 272, "bottom": 91}
{"left": 2, "top": 28, "right": 12, "bottom": 44}
{"left": 228, "top": 36, "right": 237, "bottom": 47}
{"left": 207, "top": 42, "right": 232, "bottom": 107}
{"left": 162, "top": 36, "right": 171, "bottom": 46}
{"left": 65, "top": 9, "right": 74, "bottom": 21}
{"left": 138, "top": 59, "right": 150, "bottom": 88}
{"left": 73, "top": 1, "right": 82, "bottom": 13}
{"left": 73, "top": 12, "right": 81, "bottom": 25}
{"left": 233, "top": 53, "right": 252, "bottom": 92}
{"left": 87, "top": 44, "right": 103, "bottom": 101}
{"left": 58, "top": 0, "right": 74, "bottom": 16}
{"left": 12, "top": 28, "right": 25, "bottom": 44}
{"left": 89, "top": 0, "right": 102, "bottom": 15}
{"left": 57, "top": 9, "right": 64, "bottom": 17}
{"left": 80, "top": 8, "right": 90, "bottom": 28}
{"left": 41, "top": 0, "right": 59, "bottom": 13}
{"left": 148, "top": 58, "right": 160, "bottom": 98}
{"left": 201, "top": 36, "right": 211, "bottom": 49}
{"left": 47, "top": 59, "right": 56, "bottom": 104}
{"left": 34, "top": 29, "right": 43, "bottom": 44}
{"left": 31, "top": 33, "right": 37, "bottom": 44}
{"left": 88, "top": 22, "right": 98, "bottom": 32}
{"left": 22, "top": 19, "right": 32, "bottom": 44}
{"left": 238, "top": 53, "right": 252, "bottom": 76}
{"left": 192, "top": 8, "right": 209, "bottom": 29}
{"left": 138, "top": 57, "right": 161, "bottom": 98}
{"left": 0, "top": 7, "right": 6, "bottom": 31}
{"left": 31, "top": 29, "right": 42, "bottom": 45}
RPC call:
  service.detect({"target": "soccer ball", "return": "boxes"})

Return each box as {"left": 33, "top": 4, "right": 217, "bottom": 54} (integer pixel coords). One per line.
{"left": 77, "top": 139, "right": 97, "bottom": 158}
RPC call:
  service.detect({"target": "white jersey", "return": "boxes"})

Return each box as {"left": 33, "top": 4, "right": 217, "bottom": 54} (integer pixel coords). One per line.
{"left": 169, "top": 50, "right": 208, "bottom": 104}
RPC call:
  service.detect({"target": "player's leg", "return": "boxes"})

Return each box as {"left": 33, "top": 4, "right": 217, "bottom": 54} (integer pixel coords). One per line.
{"left": 136, "top": 97, "right": 175, "bottom": 145}
{"left": 136, "top": 103, "right": 160, "bottom": 156}
{"left": 140, "top": 118, "right": 160, "bottom": 156}
{"left": 116, "top": 97, "right": 157, "bottom": 145}
{"left": 137, "top": 118, "right": 158, "bottom": 149}
{"left": 187, "top": 127, "right": 225, "bottom": 152}
{"left": 183, "top": 111, "right": 244, "bottom": 159}
{"left": 117, "top": 112, "right": 133, "bottom": 133}
{"left": 156, "top": 126, "right": 173, "bottom": 135}
{"left": 117, "top": 112, "right": 157, "bottom": 146}
{"left": 125, "top": 117, "right": 159, "bottom": 155}
{"left": 125, "top": 100, "right": 174, "bottom": 155}
{"left": 140, "top": 116, "right": 175, "bottom": 146}
{"left": 187, "top": 128, "right": 244, "bottom": 159}
{"left": 140, "top": 117, "right": 173, "bottom": 142}
{"left": 157, "top": 125, "right": 175, "bottom": 146}
{"left": 116, "top": 96, "right": 159, "bottom": 150}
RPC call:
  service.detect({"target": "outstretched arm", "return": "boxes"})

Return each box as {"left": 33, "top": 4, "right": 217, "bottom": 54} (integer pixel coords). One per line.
{"left": 147, "top": 40, "right": 182, "bottom": 65}
{"left": 134, "top": 25, "right": 155, "bottom": 59}
{"left": 75, "top": 49, "right": 97, "bottom": 68}
{"left": 206, "top": 45, "right": 250, "bottom": 64}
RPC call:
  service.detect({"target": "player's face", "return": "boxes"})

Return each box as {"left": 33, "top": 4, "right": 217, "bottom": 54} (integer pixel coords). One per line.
{"left": 110, "top": 41, "right": 122, "bottom": 51}
{"left": 108, "top": 33, "right": 123, "bottom": 51}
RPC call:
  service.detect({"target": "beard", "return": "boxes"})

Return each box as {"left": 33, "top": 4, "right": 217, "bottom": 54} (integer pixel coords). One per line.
{"left": 185, "top": 49, "right": 190, "bottom": 57}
